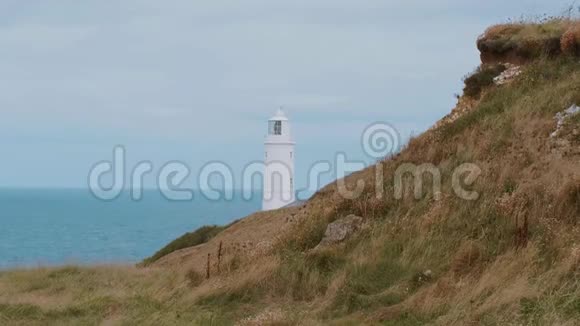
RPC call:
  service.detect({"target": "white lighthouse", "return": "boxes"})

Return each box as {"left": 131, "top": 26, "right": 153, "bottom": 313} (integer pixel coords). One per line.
{"left": 263, "top": 108, "right": 296, "bottom": 211}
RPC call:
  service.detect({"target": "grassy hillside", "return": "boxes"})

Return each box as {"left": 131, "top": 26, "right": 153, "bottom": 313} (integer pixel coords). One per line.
{"left": 1, "top": 19, "right": 579, "bottom": 325}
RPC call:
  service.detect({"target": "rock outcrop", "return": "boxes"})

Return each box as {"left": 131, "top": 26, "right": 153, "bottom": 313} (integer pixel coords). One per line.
{"left": 550, "top": 104, "right": 580, "bottom": 158}
{"left": 551, "top": 104, "right": 580, "bottom": 138}
{"left": 315, "top": 214, "right": 363, "bottom": 249}
{"left": 493, "top": 63, "right": 522, "bottom": 85}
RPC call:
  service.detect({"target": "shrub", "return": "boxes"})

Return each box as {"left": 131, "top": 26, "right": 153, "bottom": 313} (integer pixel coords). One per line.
{"left": 561, "top": 24, "right": 580, "bottom": 56}
{"left": 141, "top": 224, "right": 233, "bottom": 265}
{"left": 463, "top": 64, "right": 506, "bottom": 98}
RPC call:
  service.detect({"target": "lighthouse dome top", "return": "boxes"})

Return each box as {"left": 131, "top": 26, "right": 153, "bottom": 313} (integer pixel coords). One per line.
{"left": 269, "top": 108, "right": 289, "bottom": 121}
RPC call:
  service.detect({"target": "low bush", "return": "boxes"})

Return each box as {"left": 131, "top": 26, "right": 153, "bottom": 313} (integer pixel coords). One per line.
{"left": 561, "top": 24, "right": 580, "bottom": 56}
{"left": 141, "top": 224, "right": 233, "bottom": 265}
{"left": 463, "top": 64, "right": 506, "bottom": 98}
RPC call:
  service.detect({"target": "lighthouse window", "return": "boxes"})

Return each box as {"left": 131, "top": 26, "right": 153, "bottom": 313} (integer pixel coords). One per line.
{"left": 269, "top": 120, "right": 282, "bottom": 135}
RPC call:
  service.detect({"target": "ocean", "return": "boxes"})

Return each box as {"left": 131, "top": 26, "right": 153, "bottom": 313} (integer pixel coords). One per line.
{"left": 0, "top": 189, "right": 261, "bottom": 269}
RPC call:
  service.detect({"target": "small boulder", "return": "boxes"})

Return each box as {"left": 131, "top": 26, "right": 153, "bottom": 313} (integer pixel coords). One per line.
{"left": 316, "top": 214, "right": 363, "bottom": 248}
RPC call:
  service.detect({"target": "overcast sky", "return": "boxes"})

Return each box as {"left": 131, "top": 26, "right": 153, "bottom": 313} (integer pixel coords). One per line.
{"left": 0, "top": 0, "right": 574, "bottom": 190}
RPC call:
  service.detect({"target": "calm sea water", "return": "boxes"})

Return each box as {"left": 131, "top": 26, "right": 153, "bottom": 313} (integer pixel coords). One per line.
{"left": 0, "top": 189, "right": 260, "bottom": 269}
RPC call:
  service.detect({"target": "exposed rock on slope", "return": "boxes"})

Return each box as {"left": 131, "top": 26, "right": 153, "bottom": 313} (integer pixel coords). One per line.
{"left": 552, "top": 104, "right": 580, "bottom": 138}
{"left": 493, "top": 63, "right": 522, "bottom": 85}
{"left": 550, "top": 104, "right": 580, "bottom": 157}
{"left": 314, "top": 214, "right": 363, "bottom": 249}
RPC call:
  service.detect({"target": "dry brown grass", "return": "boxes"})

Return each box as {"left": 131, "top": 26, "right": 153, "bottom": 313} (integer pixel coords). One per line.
{"left": 450, "top": 241, "right": 483, "bottom": 277}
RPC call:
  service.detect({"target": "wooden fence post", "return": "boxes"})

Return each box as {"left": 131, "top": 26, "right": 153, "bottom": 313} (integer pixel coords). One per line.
{"left": 217, "top": 241, "right": 223, "bottom": 273}
{"left": 206, "top": 253, "right": 211, "bottom": 279}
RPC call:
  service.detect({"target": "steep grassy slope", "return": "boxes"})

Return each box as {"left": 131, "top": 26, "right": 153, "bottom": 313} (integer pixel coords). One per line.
{"left": 1, "top": 20, "right": 579, "bottom": 325}
{"left": 182, "top": 56, "right": 579, "bottom": 325}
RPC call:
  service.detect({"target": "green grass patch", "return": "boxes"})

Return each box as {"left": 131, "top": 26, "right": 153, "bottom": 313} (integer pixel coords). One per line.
{"left": 346, "top": 260, "right": 406, "bottom": 296}
{"left": 520, "top": 297, "right": 542, "bottom": 322}
{"left": 440, "top": 85, "right": 514, "bottom": 139}
{"left": 333, "top": 291, "right": 404, "bottom": 317}
{"left": 47, "top": 266, "right": 83, "bottom": 279}
{"left": 442, "top": 58, "right": 580, "bottom": 140}
{"left": 331, "top": 244, "right": 411, "bottom": 315}
{"left": 197, "top": 280, "right": 264, "bottom": 307}
{"left": 503, "top": 178, "right": 518, "bottom": 194}
{"left": 279, "top": 213, "right": 331, "bottom": 252}
{"left": 382, "top": 312, "right": 432, "bottom": 326}
{"left": 277, "top": 250, "right": 345, "bottom": 301}
{"left": 141, "top": 223, "right": 235, "bottom": 266}
{"left": 0, "top": 303, "right": 43, "bottom": 320}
